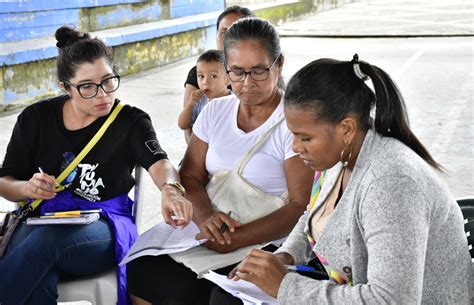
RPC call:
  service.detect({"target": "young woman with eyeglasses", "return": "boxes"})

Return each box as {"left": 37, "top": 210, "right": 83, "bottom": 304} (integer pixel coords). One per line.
{"left": 126, "top": 17, "right": 314, "bottom": 305}
{"left": 0, "top": 26, "right": 192, "bottom": 305}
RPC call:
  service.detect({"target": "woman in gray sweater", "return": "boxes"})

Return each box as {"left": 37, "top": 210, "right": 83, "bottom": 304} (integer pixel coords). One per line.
{"left": 227, "top": 55, "right": 471, "bottom": 304}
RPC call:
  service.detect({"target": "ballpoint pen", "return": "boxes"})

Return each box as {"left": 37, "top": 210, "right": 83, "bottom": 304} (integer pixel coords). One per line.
{"left": 43, "top": 209, "right": 102, "bottom": 217}
{"left": 38, "top": 166, "right": 53, "bottom": 191}
{"left": 38, "top": 167, "right": 61, "bottom": 191}
{"left": 40, "top": 214, "right": 81, "bottom": 219}
{"left": 286, "top": 265, "right": 318, "bottom": 273}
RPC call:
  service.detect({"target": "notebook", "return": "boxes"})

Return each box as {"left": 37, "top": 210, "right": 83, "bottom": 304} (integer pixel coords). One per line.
{"left": 26, "top": 213, "right": 100, "bottom": 225}
{"left": 120, "top": 220, "right": 206, "bottom": 266}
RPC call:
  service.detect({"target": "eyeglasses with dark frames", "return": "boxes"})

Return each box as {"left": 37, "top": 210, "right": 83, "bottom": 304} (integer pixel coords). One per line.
{"left": 225, "top": 56, "right": 280, "bottom": 82}
{"left": 64, "top": 75, "right": 120, "bottom": 99}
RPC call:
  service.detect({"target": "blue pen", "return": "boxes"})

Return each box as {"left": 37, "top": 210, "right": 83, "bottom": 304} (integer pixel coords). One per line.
{"left": 286, "top": 265, "right": 317, "bottom": 273}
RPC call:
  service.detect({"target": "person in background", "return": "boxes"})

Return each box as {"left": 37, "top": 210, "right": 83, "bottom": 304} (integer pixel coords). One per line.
{"left": 182, "top": 6, "right": 255, "bottom": 142}
{"left": 227, "top": 55, "right": 471, "bottom": 304}
{"left": 0, "top": 26, "right": 192, "bottom": 305}
{"left": 178, "top": 49, "right": 231, "bottom": 141}
{"left": 127, "top": 18, "right": 314, "bottom": 305}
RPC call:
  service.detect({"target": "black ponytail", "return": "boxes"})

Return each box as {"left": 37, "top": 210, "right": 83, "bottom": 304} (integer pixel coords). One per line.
{"left": 284, "top": 56, "right": 442, "bottom": 171}
{"left": 358, "top": 61, "right": 442, "bottom": 170}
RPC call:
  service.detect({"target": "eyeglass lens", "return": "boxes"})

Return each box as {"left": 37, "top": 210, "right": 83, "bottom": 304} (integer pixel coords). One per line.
{"left": 227, "top": 56, "right": 278, "bottom": 82}
{"left": 79, "top": 76, "right": 120, "bottom": 98}
{"left": 228, "top": 69, "right": 269, "bottom": 82}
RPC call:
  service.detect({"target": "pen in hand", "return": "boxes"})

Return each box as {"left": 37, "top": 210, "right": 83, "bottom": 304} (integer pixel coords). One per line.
{"left": 38, "top": 167, "right": 56, "bottom": 189}
{"left": 37, "top": 166, "right": 52, "bottom": 192}
{"left": 219, "top": 211, "right": 232, "bottom": 233}
{"left": 286, "top": 265, "right": 317, "bottom": 273}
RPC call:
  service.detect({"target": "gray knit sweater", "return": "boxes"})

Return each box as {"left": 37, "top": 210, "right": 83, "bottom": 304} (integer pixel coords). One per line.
{"left": 276, "top": 129, "right": 471, "bottom": 304}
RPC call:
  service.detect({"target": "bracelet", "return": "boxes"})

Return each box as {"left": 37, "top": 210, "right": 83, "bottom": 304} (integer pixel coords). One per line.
{"left": 162, "top": 181, "right": 186, "bottom": 197}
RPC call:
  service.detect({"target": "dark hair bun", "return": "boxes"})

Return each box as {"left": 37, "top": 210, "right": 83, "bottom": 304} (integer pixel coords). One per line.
{"left": 55, "top": 26, "right": 90, "bottom": 49}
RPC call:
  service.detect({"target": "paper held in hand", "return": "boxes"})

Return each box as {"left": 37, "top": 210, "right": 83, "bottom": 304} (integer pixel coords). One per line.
{"left": 202, "top": 270, "right": 279, "bottom": 305}
{"left": 26, "top": 213, "right": 100, "bottom": 225}
{"left": 119, "top": 220, "right": 206, "bottom": 266}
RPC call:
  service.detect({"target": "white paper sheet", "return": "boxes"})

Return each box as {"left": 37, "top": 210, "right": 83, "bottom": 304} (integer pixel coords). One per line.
{"left": 202, "top": 270, "right": 279, "bottom": 305}
{"left": 119, "top": 220, "right": 206, "bottom": 266}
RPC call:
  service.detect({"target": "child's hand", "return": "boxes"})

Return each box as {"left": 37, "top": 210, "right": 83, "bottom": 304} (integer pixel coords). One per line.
{"left": 189, "top": 89, "right": 204, "bottom": 106}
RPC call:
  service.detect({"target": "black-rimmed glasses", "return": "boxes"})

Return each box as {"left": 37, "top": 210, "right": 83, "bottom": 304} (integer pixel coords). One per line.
{"left": 226, "top": 56, "right": 279, "bottom": 82}
{"left": 64, "top": 75, "right": 120, "bottom": 99}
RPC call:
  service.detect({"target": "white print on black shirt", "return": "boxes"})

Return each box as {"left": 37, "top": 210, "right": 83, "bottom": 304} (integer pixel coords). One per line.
{"left": 145, "top": 140, "right": 163, "bottom": 155}
{"left": 73, "top": 163, "right": 104, "bottom": 202}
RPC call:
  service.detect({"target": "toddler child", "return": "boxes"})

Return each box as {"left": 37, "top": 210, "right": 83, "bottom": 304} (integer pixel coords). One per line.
{"left": 178, "top": 49, "right": 231, "bottom": 143}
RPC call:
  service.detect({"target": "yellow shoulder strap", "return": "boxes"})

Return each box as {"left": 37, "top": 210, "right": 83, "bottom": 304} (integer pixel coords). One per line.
{"left": 20, "top": 102, "right": 124, "bottom": 210}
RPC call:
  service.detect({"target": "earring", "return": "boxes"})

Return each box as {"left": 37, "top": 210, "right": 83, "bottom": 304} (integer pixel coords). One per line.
{"left": 340, "top": 142, "right": 353, "bottom": 168}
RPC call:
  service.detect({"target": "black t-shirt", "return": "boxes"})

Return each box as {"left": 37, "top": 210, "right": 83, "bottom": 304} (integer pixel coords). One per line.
{"left": 184, "top": 65, "right": 199, "bottom": 88}
{"left": 0, "top": 95, "right": 168, "bottom": 202}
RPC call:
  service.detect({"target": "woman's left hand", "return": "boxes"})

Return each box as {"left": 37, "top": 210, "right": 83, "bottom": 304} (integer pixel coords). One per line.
{"left": 228, "top": 249, "right": 288, "bottom": 298}
{"left": 161, "top": 186, "right": 193, "bottom": 228}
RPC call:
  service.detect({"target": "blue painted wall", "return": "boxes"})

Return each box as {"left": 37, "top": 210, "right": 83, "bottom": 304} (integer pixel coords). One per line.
{"left": 1, "top": 8, "right": 81, "bottom": 42}
{"left": 0, "top": 0, "right": 225, "bottom": 43}
{"left": 170, "top": 0, "right": 224, "bottom": 18}
{"left": 0, "top": 0, "right": 162, "bottom": 43}
{"left": 0, "top": 0, "right": 227, "bottom": 106}
{"left": 0, "top": 0, "right": 143, "bottom": 13}
{"left": 92, "top": 3, "right": 162, "bottom": 31}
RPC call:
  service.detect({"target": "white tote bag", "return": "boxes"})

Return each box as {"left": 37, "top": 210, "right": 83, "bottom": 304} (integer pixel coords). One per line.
{"left": 170, "top": 115, "right": 288, "bottom": 276}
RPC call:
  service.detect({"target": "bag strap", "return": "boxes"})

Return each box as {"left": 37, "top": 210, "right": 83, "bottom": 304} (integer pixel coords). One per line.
{"left": 20, "top": 101, "right": 124, "bottom": 211}
{"left": 236, "top": 114, "right": 285, "bottom": 175}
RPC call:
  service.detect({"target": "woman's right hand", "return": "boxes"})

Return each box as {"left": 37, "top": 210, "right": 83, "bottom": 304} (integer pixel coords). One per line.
{"left": 23, "top": 172, "right": 58, "bottom": 200}
{"left": 195, "top": 211, "right": 241, "bottom": 246}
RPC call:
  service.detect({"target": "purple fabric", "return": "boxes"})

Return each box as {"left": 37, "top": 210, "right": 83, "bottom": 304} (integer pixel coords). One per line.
{"left": 40, "top": 190, "right": 137, "bottom": 305}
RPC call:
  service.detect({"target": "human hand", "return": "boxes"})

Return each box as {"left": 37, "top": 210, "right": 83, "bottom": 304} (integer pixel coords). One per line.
{"left": 23, "top": 171, "right": 58, "bottom": 200}
{"left": 161, "top": 186, "right": 193, "bottom": 228}
{"left": 189, "top": 89, "right": 204, "bottom": 106}
{"left": 228, "top": 249, "right": 288, "bottom": 298}
{"left": 201, "top": 238, "right": 241, "bottom": 253}
{"left": 195, "top": 211, "right": 240, "bottom": 246}
{"left": 275, "top": 252, "right": 295, "bottom": 265}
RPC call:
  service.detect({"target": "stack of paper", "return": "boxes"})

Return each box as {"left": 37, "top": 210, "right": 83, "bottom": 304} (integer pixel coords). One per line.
{"left": 119, "top": 220, "right": 206, "bottom": 266}
{"left": 26, "top": 213, "right": 100, "bottom": 225}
